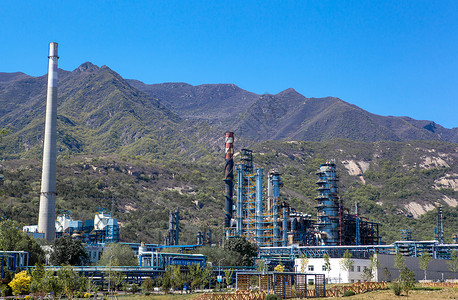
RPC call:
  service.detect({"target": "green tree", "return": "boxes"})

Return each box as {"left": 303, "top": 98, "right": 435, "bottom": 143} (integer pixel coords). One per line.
{"left": 57, "top": 266, "right": 81, "bottom": 300}
{"left": 224, "top": 268, "right": 234, "bottom": 287}
{"left": 195, "top": 245, "right": 242, "bottom": 266}
{"left": 30, "top": 264, "right": 47, "bottom": 298}
{"left": 323, "top": 253, "right": 331, "bottom": 282}
{"left": 141, "top": 278, "right": 153, "bottom": 293}
{"left": 201, "top": 265, "right": 215, "bottom": 289}
{"left": 50, "top": 236, "right": 89, "bottom": 266}
{"left": 189, "top": 264, "right": 203, "bottom": 290}
{"left": 171, "top": 265, "right": 184, "bottom": 291}
{"left": 98, "top": 243, "right": 138, "bottom": 266}
{"left": 224, "top": 237, "right": 258, "bottom": 266}
{"left": 394, "top": 249, "right": 405, "bottom": 273}
{"left": 418, "top": 252, "right": 432, "bottom": 281}
{"left": 399, "top": 267, "right": 415, "bottom": 297}
{"left": 0, "top": 128, "right": 10, "bottom": 142}
{"left": 299, "top": 254, "right": 309, "bottom": 273}
{"left": 161, "top": 266, "right": 172, "bottom": 293}
{"left": 362, "top": 254, "right": 380, "bottom": 282}
{"left": 0, "top": 220, "right": 45, "bottom": 265}
{"left": 340, "top": 250, "right": 354, "bottom": 272}
{"left": 447, "top": 250, "right": 458, "bottom": 279}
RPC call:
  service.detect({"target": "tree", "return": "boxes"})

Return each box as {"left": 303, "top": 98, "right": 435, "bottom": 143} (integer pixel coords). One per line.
{"left": 224, "top": 237, "right": 258, "bottom": 266}
{"left": 224, "top": 268, "right": 234, "bottom": 287}
{"left": 0, "top": 128, "right": 10, "bottom": 142}
{"left": 300, "top": 254, "right": 309, "bottom": 273}
{"left": 362, "top": 254, "right": 379, "bottom": 282}
{"left": 340, "top": 250, "right": 354, "bottom": 272}
{"left": 399, "top": 267, "right": 415, "bottom": 297}
{"left": 98, "top": 243, "right": 138, "bottom": 266}
{"left": 194, "top": 245, "right": 242, "bottom": 266}
{"left": 447, "top": 250, "right": 458, "bottom": 279}
{"left": 323, "top": 253, "right": 331, "bottom": 282}
{"left": 274, "top": 263, "right": 285, "bottom": 272}
{"left": 394, "top": 249, "right": 405, "bottom": 273}
{"left": 0, "top": 220, "right": 45, "bottom": 265}
{"left": 57, "top": 266, "right": 82, "bottom": 300}
{"left": 30, "top": 264, "right": 47, "bottom": 298}
{"left": 141, "top": 278, "right": 153, "bottom": 293}
{"left": 50, "top": 235, "right": 89, "bottom": 266}
{"left": 418, "top": 252, "right": 432, "bottom": 281}
{"left": 201, "top": 265, "right": 215, "bottom": 289}
{"left": 189, "top": 264, "right": 203, "bottom": 290}
{"left": 161, "top": 266, "right": 172, "bottom": 293}
{"left": 8, "top": 271, "right": 31, "bottom": 295}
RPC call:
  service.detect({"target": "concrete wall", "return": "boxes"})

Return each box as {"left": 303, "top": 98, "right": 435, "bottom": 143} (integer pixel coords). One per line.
{"left": 377, "top": 254, "right": 456, "bottom": 282}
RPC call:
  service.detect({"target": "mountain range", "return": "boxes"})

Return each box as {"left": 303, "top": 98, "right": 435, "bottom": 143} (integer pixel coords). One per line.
{"left": 0, "top": 62, "right": 457, "bottom": 244}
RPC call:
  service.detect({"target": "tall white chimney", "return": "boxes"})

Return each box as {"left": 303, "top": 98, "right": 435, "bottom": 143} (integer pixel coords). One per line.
{"left": 38, "top": 42, "right": 59, "bottom": 242}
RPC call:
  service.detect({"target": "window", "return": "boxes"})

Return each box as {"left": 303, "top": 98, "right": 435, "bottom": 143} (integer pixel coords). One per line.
{"left": 357, "top": 266, "right": 361, "bottom": 272}
{"left": 308, "top": 265, "right": 314, "bottom": 271}
{"left": 322, "top": 265, "right": 326, "bottom": 271}
{"left": 350, "top": 266, "right": 354, "bottom": 272}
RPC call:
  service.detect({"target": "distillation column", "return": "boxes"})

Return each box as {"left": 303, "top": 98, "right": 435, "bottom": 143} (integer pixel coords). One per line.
{"left": 269, "top": 170, "right": 282, "bottom": 246}
{"left": 38, "top": 42, "right": 59, "bottom": 242}
{"left": 255, "top": 168, "right": 263, "bottom": 245}
{"left": 224, "top": 132, "right": 234, "bottom": 228}
{"left": 315, "top": 161, "right": 340, "bottom": 245}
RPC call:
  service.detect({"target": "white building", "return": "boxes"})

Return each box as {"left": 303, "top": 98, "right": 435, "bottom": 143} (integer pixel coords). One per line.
{"left": 295, "top": 257, "right": 378, "bottom": 284}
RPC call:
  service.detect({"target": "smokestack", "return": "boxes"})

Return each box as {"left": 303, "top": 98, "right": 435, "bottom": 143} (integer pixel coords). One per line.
{"left": 224, "top": 132, "right": 234, "bottom": 228}
{"left": 38, "top": 42, "right": 59, "bottom": 242}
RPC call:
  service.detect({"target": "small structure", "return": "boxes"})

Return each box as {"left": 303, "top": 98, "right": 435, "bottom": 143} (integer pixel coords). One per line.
{"left": 295, "top": 257, "right": 376, "bottom": 284}
{"left": 235, "top": 271, "right": 326, "bottom": 298}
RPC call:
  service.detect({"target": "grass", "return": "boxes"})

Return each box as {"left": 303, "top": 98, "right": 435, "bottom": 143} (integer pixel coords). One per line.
{"left": 314, "top": 286, "right": 458, "bottom": 299}
{"left": 115, "top": 293, "right": 198, "bottom": 300}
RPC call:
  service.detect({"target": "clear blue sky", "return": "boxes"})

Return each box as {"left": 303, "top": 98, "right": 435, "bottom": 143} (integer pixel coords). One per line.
{"left": 1, "top": 1, "right": 457, "bottom": 128}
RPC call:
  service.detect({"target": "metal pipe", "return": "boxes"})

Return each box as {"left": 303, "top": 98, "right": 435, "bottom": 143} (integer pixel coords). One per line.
{"left": 38, "top": 42, "right": 59, "bottom": 242}
{"left": 255, "top": 168, "right": 263, "bottom": 245}
{"left": 236, "top": 164, "right": 243, "bottom": 236}
{"left": 224, "top": 132, "right": 234, "bottom": 228}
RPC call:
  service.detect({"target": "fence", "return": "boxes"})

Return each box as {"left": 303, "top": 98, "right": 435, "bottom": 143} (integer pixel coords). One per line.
{"left": 235, "top": 272, "right": 325, "bottom": 298}
{"left": 193, "top": 290, "right": 268, "bottom": 300}
{"left": 325, "top": 282, "right": 387, "bottom": 297}
{"left": 421, "top": 282, "right": 458, "bottom": 288}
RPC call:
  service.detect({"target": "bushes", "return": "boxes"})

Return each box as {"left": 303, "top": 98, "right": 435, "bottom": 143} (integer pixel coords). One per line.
{"left": 391, "top": 282, "right": 402, "bottom": 296}
{"left": 343, "top": 290, "right": 355, "bottom": 297}
{"left": 265, "top": 294, "right": 280, "bottom": 300}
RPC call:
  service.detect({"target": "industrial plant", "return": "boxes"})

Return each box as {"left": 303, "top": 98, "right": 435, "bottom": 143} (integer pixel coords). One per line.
{"left": 223, "top": 131, "right": 380, "bottom": 247}
{"left": 7, "top": 43, "right": 457, "bottom": 291}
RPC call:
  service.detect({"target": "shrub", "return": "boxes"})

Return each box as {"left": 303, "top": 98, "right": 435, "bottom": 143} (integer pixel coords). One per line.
{"left": 343, "top": 290, "right": 355, "bottom": 297}
{"left": 8, "top": 271, "right": 31, "bottom": 295}
{"left": 265, "top": 294, "right": 280, "bottom": 300}
{"left": 391, "top": 282, "right": 402, "bottom": 296}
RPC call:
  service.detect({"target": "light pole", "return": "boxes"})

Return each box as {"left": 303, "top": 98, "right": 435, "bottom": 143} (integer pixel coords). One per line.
{"left": 108, "top": 255, "right": 114, "bottom": 294}
{"left": 218, "top": 258, "right": 224, "bottom": 291}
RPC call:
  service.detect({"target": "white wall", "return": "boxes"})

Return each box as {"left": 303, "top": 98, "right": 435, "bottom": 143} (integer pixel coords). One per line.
{"left": 295, "top": 257, "right": 377, "bottom": 284}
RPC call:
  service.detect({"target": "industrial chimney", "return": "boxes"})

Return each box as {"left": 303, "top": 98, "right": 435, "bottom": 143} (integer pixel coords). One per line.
{"left": 38, "top": 42, "right": 59, "bottom": 242}
{"left": 224, "top": 132, "right": 234, "bottom": 228}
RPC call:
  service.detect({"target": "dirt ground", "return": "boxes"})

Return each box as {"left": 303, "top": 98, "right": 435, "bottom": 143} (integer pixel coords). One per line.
{"left": 314, "top": 287, "right": 458, "bottom": 300}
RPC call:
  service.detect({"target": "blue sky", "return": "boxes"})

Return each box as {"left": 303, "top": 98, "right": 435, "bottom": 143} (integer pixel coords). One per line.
{"left": 1, "top": 1, "right": 457, "bottom": 128}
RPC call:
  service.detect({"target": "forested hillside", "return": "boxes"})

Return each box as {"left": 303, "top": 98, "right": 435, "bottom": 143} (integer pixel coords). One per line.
{"left": 0, "top": 63, "right": 457, "bottom": 245}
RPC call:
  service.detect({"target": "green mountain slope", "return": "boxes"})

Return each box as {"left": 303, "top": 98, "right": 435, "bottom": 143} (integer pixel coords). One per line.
{"left": 0, "top": 63, "right": 457, "bottom": 245}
